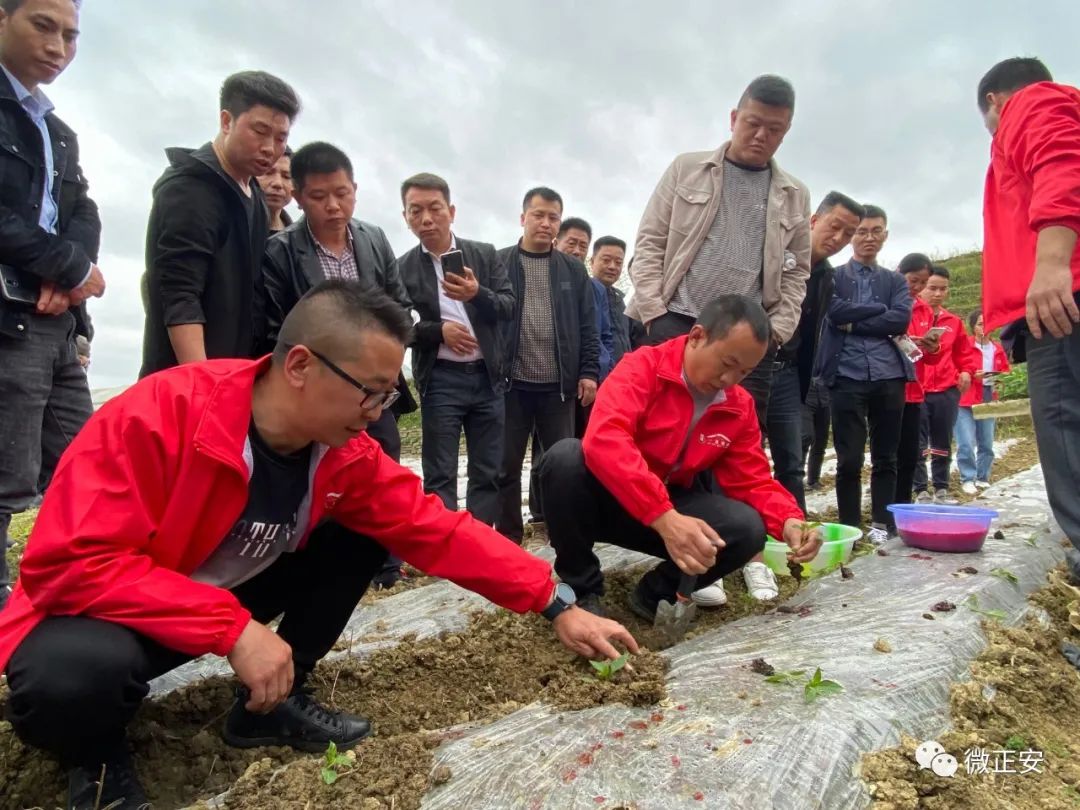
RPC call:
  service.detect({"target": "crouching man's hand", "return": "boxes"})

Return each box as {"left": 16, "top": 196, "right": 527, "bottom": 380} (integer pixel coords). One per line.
{"left": 783, "top": 518, "right": 823, "bottom": 564}
{"left": 227, "top": 618, "right": 294, "bottom": 713}
{"left": 553, "top": 608, "right": 640, "bottom": 661}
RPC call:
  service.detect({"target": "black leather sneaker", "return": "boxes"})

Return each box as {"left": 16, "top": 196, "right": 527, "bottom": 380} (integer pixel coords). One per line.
{"left": 222, "top": 687, "right": 372, "bottom": 753}
{"left": 67, "top": 750, "right": 150, "bottom": 810}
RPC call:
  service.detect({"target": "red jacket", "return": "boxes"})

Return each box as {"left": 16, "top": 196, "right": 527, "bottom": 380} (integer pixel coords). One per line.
{"left": 917, "top": 307, "right": 979, "bottom": 394}
{"left": 983, "top": 82, "right": 1080, "bottom": 331}
{"left": 582, "top": 336, "right": 803, "bottom": 540}
{"left": 0, "top": 359, "right": 554, "bottom": 672}
{"left": 904, "top": 298, "right": 944, "bottom": 404}
{"left": 960, "top": 340, "right": 1011, "bottom": 407}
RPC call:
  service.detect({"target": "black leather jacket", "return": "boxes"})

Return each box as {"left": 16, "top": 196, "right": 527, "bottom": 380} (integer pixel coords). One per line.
{"left": 397, "top": 237, "right": 515, "bottom": 396}
{"left": 0, "top": 71, "right": 100, "bottom": 339}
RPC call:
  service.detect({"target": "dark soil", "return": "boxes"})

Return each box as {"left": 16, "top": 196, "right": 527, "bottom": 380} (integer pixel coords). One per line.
{"left": 862, "top": 564, "right": 1080, "bottom": 809}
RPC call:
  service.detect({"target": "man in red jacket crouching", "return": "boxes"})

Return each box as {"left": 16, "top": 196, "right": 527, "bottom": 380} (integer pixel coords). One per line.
{"left": 0, "top": 280, "right": 635, "bottom": 810}
{"left": 537, "top": 295, "right": 822, "bottom": 620}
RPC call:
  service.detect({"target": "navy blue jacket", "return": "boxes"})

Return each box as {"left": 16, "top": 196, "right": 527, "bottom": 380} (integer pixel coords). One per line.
{"left": 813, "top": 259, "right": 914, "bottom": 387}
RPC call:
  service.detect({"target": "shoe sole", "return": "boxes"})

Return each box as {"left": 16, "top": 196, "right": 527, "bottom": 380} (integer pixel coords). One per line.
{"left": 222, "top": 726, "right": 372, "bottom": 753}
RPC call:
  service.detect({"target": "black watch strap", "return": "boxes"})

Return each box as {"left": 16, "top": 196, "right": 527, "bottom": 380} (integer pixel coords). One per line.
{"left": 541, "top": 582, "right": 576, "bottom": 621}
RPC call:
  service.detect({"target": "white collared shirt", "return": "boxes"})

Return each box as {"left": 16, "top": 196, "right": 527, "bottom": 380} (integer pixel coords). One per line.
{"left": 423, "top": 235, "right": 483, "bottom": 362}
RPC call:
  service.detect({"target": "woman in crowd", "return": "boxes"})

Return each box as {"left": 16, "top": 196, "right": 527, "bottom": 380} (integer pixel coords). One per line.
{"left": 257, "top": 147, "right": 294, "bottom": 233}
{"left": 955, "top": 310, "right": 1010, "bottom": 494}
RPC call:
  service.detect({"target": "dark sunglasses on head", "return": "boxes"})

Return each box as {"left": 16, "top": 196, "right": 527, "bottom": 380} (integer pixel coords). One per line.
{"left": 283, "top": 344, "right": 401, "bottom": 410}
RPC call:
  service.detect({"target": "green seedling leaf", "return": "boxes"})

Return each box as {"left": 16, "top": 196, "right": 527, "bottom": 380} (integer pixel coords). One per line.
{"left": 1004, "top": 734, "right": 1028, "bottom": 751}
{"left": 805, "top": 679, "right": 844, "bottom": 703}
{"left": 320, "top": 741, "right": 353, "bottom": 785}
{"left": 589, "top": 653, "right": 629, "bottom": 681}
{"left": 964, "top": 595, "right": 1007, "bottom": 621}
{"left": 764, "top": 669, "right": 806, "bottom": 686}
{"left": 802, "top": 668, "right": 844, "bottom": 703}
{"left": 1025, "top": 534, "right": 1039, "bottom": 547}
{"left": 991, "top": 567, "right": 1019, "bottom": 585}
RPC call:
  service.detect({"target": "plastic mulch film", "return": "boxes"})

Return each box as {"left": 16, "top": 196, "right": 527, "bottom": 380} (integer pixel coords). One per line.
{"left": 414, "top": 465, "right": 1061, "bottom": 809}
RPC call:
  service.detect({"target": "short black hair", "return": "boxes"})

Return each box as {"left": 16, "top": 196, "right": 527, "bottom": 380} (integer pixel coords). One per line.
{"left": 815, "top": 191, "right": 865, "bottom": 220}
{"left": 558, "top": 217, "right": 592, "bottom": 240}
{"left": 400, "top": 172, "right": 451, "bottom": 206}
{"left": 522, "top": 186, "right": 563, "bottom": 212}
{"left": 276, "top": 280, "right": 413, "bottom": 361}
{"left": 977, "top": 57, "right": 1053, "bottom": 112}
{"left": 930, "top": 265, "right": 950, "bottom": 280}
{"left": 220, "top": 71, "right": 301, "bottom": 121}
{"left": 592, "top": 235, "right": 627, "bottom": 254}
{"left": 738, "top": 75, "right": 795, "bottom": 111}
{"left": 0, "top": 0, "right": 80, "bottom": 12}
{"left": 861, "top": 204, "right": 888, "bottom": 225}
{"left": 695, "top": 295, "right": 771, "bottom": 345}
{"left": 290, "top": 142, "right": 353, "bottom": 192}
{"left": 897, "top": 253, "right": 932, "bottom": 276}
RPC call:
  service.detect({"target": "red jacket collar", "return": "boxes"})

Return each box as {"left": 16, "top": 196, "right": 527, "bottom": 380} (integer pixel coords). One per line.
{"left": 190, "top": 357, "right": 268, "bottom": 464}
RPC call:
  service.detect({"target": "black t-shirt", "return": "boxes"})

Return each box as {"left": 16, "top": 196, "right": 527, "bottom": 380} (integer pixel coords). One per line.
{"left": 192, "top": 422, "right": 313, "bottom": 589}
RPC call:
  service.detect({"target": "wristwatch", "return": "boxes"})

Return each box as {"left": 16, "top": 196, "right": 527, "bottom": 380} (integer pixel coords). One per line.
{"left": 541, "top": 582, "right": 577, "bottom": 621}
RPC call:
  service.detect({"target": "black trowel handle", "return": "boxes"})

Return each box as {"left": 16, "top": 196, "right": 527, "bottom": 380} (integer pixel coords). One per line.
{"left": 675, "top": 573, "right": 698, "bottom": 603}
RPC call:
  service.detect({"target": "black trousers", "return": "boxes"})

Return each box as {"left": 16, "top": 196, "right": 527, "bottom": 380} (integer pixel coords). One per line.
{"left": 537, "top": 439, "right": 765, "bottom": 601}
{"left": 802, "top": 380, "right": 831, "bottom": 487}
{"left": 365, "top": 407, "right": 405, "bottom": 577}
{"left": 913, "top": 387, "right": 960, "bottom": 493}
{"left": 830, "top": 376, "right": 906, "bottom": 527}
{"left": 765, "top": 364, "right": 805, "bottom": 511}
{"left": 496, "top": 387, "right": 575, "bottom": 541}
{"left": 4, "top": 522, "right": 386, "bottom": 767}
{"left": 647, "top": 310, "right": 774, "bottom": 431}
{"left": 895, "top": 401, "right": 924, "bottom": 509}
{"left": 419, "top": 361, "right": 503, "bottom": 524}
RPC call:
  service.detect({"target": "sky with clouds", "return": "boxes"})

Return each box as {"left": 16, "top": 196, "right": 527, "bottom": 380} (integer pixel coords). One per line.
{"left": 41, "top": 0, "right": 1079, "bottom": 387}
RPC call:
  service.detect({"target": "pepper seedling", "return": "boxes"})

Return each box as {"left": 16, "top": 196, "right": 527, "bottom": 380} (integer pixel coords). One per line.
{"left": 764, "top": 669, "right": 806, "bottom": 686}
{"left": 964, "top": 594, "right": 1007, "bottom": 621}
{"left": 803, "top": 668, "right": 844, "bottom": 704}
{"left": 589, "top": 652, "right": 629, "bottom": 681}
{"left": 991, "top": 567, "right": 1019, "bottom": 585}
{"left": 320, "top": 741, "right": 355, "bottom": 785}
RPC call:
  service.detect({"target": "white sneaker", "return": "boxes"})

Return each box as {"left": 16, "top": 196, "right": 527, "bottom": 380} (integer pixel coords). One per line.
{"left": 867, "top": 525, "right": 890, "bottom": 546}
{"left": 961, "top": 481, "right": 978, "bottom": 496}
{"left": 691, "top": 580, "right": 727, "bottom": 607}
{"left": 915, "top": 491, "right": 933, "bottom": 505}
{"left": 742, "top": 562, "right": 779, "bottom": 601}
{"left": 975, "top": 480, "right": 991, "bottom": 490}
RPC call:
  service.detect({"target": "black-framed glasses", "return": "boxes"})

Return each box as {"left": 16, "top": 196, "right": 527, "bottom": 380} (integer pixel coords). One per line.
{"left": 285, "top": 344, "right": 401, "bottom": 410}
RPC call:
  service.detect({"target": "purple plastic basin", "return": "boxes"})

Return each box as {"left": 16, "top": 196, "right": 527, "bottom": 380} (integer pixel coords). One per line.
{"left": 887, "top": 503, "right": 999, "bottom": 553}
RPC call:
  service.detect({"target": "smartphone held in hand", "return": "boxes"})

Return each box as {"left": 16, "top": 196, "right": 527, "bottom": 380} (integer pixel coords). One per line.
{"left": 441, "top": 250, "right": 465, "bottom": 279}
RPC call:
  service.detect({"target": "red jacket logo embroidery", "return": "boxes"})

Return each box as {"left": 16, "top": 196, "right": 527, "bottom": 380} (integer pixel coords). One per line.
{"left": 699, "top": 432, "right": 732, "bottom": 450}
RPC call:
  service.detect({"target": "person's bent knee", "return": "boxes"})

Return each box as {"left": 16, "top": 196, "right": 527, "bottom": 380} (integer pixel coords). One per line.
{"left": 536, "top": 438, "right": 584, "bottom": 480}
{"left": 6, "top": 618, "right": 149, "bottom": 747}
{"left": 714, "top": 502, "right": 767, "bottom": 561}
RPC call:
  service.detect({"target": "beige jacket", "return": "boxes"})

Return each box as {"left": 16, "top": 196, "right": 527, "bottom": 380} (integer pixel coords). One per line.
{"left": 628, "top": 142, "right": 811, "bottom": 344}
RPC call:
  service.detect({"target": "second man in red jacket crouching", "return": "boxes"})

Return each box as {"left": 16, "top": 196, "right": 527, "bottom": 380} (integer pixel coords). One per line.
{"left": 537, "top": 295, "right": 822, "bottom": 619}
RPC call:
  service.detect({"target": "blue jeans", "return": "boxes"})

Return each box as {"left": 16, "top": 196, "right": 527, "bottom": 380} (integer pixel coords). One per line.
{"left": 0, "top": 312, "right": 93, "bottom": 592}
{"left": 955, "top": 387, "right": 995, "bottom": 483}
